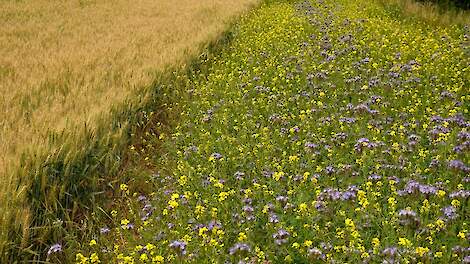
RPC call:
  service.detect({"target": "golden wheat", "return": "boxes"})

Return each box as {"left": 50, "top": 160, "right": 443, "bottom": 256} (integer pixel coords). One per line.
{"left": 0, "top": 0, "right": 257, "bottom": 255}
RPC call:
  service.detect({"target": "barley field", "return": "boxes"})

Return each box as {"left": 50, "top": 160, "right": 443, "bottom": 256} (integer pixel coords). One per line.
{"left": 0, "top": 0, "right": 257, "bottom": 259}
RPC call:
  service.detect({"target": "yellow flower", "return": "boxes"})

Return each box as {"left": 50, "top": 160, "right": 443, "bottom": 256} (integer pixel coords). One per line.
{"left": 146, "top": 243, "right": 155, "bottom": 252}
{"left": 303, "top": 240, "right": 313, "bottom": 247}
{"left": 437, "top": 190, "right": 446, "bottom": 198}
{"left": 398, "top": 237, "right": 412, "bottom": 248}
{"left": 255, "top": 246, "right": 265, "bottom": 260}
{"left": 435, "top": 219, "right": 445, "bottom": 231}
{"left": 238, "top": 232, "right": 247, "bottom": 241}
{"left": 288, "top": 155, "right": 299, "bottom": 162}
{"left": 357, "top": 190, "right": 369, "bottom": 208}
{"left": 372, "top": 238, "right": 380, "bottom": 248}
{"left": 209, "top": 238, "right": 219, "bottom": 247}
{"left": 90, "top": 253, "right": 100, "bottom": 263}
{"left": 284, "top": 254, "right": 293, "bottom": 262}
{"left": 415, "top": 247, "right": 429, "bottom": 257}
{"left": 420, "top": 199, "right": 430, "bottom": 213}
{"left": 273, "top": 171, "right": 285, "bottom": 181}
{"left": 178, "top": 175, "right": 187, "bottom": 186}
{"left": 89, "top": 239, "right": 97, "bottom": 246}
{"left": 211, "top": 207, "right": 218, "bottom": 218}
{"left": 76, "top": 253, "right": 88, "bottom": 264}
{"left": 458, "top": 231, "right": 466, "bottom": 239}
{"left": 117, "top": 255, "right": 134, "bottom": 264}
{"left": 195, "top": 205, "right": 205, "bottom": 215}
{"left": 218, "top": 191, "right": 229, "bottom": 202}
{"left": 152, "top": 255, "right": 164, "bottom": 263}
{"left": 298, "top": 203, "right": 307, "bottom": 213}
{"left": 168, "top": 200, "right": 179, "bottom": 209}
{"left": 120, "top": 184, "right": 128, "bottom": 191}
{"left": 199, "top": 227, "right": 208, "bottom": 237}
{"left": 135, "top": 245, "right": 143, "bottom": 252}
{"left": 111, "top": 210, "right": 118, "bottom": 218}
{"left": 345, "top": 218, "right": 355, "bottom": 228}
{"left": 361, "top": 252, "right": 370, "bottom": 259}
{"left": 303, "top": 171, "right": 310, "bottom": 181}
{"left": 140, "top": 253, "right": 148, "bottom": 261}
{"left": 451, "top": 199, "right": 460, "bottom": 207}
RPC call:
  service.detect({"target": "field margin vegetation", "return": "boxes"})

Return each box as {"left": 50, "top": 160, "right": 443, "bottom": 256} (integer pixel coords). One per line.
{"left": 66, "top": 0, "right": 468, "bottom": 262}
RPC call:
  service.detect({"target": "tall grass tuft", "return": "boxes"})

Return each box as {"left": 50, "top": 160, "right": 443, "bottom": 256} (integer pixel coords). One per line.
{"left": 379, "top": 0, "right": 470, "bottom": 25}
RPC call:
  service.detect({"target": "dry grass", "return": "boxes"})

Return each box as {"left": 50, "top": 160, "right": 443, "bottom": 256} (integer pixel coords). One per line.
{"left": 380, "top": 0, "right": 470, "bottom": 25}
{"left": 0, "top": 0, "right": 257, "bottom": 257}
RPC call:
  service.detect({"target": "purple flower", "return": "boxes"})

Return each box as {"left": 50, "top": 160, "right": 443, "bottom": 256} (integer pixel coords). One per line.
{"left": 429, "top": 159, "right": 440, "bottom": 168}
{"left": 276, "top": 196, "right": 288, "bottom": 204}
{"left": 341, "top": 190, "right": 356, "bottom": 200}
{"left": 308, "top": 247, "right": 324, "bottom": 259}
{"left": 354, "top": 103, "right": 371, "bottom": 113}
{"left": 458, "top": 131, "right": 470, "bottom": 141}
{"left": 207, "top": 220, "right": 222, "bottom": 231}
{"left": 397, "top": 180, "right": 437, "bottom": 196}
{"left": 169, "top": 240, "right": 187, "bottom": 255}
{"left": 234, "top": 171, "right": 245, "bottom": 180}
{"left": 398, "top": 209, "right": 420, "bottom": 227}
{"left": 452, "top": 245, "right": 470, "bottom": 255}
{"left": 398, "top": 209, "right": 417, "bottom": 218}
{"left": 442, "top": 206, "right": 458, "bottom": 221}
{"left": 243, "top": 205, "right": 254, "bottom": 214}
{"left": 229, "top": 243, "right": 251, "bottom": 255}
{"left": 325, "top": 165, "right": 335, "bottom": 175}
{"left": 269, "top": 213, "right": 279, "bottom": 224}
{"left": 450, "top": 190, "right": 470, "bottom": 199}
{"left": 355, "top": 138, "right": 370, "bottom": 152}
{"left": 382, "top": 247, "right": 398, "bottom": 257}
{"left": 408, "top": 134, "right": 420, "bottom": 146}
{"left": 47, "top": 243, "right": 62, "bottom": 255}
{"left": 305, "top": 142, "right": 318, "bottom": 149}
{"left": 368, "top": 174, "right": 382, "bottom": 181}
{"left": 339, "top": 117, "right": 357, "bottom": 124}
{"left": 273, "top": 229, "right": 290, "bottom": 245}
{"left": 333, "top": 132, "right": 348, "bottom": 142}
{"left": 100, "top": 227, "right": 110, "bottom": 234}
{"left": 210, "top": 153, "right": 223, "bottom": 160}
{"left": 453, "top": 143, "right": 469, "bottom": 153}
{"left": 448, "top": 160, "right": 469, "bottom": 173}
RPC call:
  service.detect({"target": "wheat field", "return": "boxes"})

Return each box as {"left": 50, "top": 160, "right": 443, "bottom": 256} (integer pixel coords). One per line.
{"left": 0, "top": 0, "right": 257, "bottom": 256}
